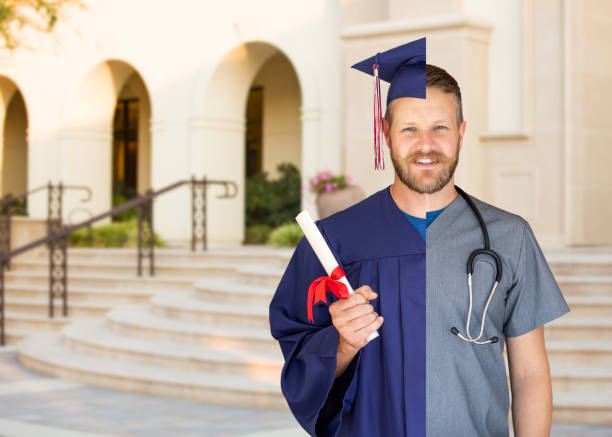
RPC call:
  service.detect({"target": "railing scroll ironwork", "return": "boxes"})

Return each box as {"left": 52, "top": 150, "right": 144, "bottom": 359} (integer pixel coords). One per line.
{"left": 0, "top": 176, "right": 237, "bottom": 345}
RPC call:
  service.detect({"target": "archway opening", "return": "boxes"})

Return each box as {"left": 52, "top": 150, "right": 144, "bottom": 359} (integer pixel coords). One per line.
{"left": 111, "top": 72, "right": 151, "bottom": 216}
{"left": 0, "top": 77, "right": 28, "bottom": 215}
{"left": 63, "top": 61, "right": 151, "bottom": 222}
{"left": 243, "top": 50, "right": 303, "bottom": 243}
{"left": 201, "top": 42, "right": 303, "bottom": 246}
{"left": 245, "top": 86, "right": 263, "bottom": 178}
{"left": 246, "top": 52, "right": 302, "bottom": 179}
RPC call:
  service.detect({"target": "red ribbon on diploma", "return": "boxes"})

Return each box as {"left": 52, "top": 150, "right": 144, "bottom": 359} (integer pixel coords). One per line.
{"left": 307, "top": 266, "right": 349, "bottom": 323}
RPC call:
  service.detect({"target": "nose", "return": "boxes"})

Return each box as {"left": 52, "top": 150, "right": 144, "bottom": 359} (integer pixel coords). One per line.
{"left": 415, "top": 130, "right": 437, "bottom": 153}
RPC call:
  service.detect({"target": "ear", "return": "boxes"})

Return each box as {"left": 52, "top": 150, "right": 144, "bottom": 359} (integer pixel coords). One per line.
{"left": 458, "top": 120, "right": 467, "bottom": 151}
{"left": 383, "top": 117, "right": 391, "bottom": 146}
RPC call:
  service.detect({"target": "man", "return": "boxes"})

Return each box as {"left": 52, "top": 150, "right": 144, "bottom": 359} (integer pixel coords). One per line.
{"left": 268, "top": 38, "right": 570, "bottom": 436}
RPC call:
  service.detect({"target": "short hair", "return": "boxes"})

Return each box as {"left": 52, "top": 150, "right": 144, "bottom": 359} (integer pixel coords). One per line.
{"left": 384, "top": 64, "right": 463, "bottom": 129}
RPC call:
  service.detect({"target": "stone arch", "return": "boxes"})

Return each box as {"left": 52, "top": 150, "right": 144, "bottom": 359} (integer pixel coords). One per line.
{"left": 191, "top": 41, "right": 318, "bottom": 246}
{"left": 0, "top": 76, "right": 28, "bottom": 200}
{"left": 61, "top": 60, "right": 152, "bottom": 219}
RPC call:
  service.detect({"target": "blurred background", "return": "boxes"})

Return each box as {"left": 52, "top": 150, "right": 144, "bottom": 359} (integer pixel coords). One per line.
{"left": 0, "top": 0, "right": 610, "bottom": 436}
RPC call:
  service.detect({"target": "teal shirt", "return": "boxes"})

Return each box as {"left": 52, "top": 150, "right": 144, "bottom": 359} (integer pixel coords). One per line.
{"left": 402, "top": 207, "right": 446, "bottom": 242}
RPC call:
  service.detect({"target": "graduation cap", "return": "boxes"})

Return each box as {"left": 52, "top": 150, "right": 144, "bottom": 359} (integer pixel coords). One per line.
{"left": 351, "top": 37, "right": 426, "bottom": 170}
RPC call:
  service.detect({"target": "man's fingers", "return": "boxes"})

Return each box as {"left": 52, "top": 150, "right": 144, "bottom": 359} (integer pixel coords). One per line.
{"left": 331, "top": 292, "right": 366, "bottom": 312}
{"left": 330, "top": 285, "right": 381, "bottom": 349}
{"left": 341, "top": 314, "right": 384, "bottom": 350}
{"left": 355, "top": 285, "right": 378, "bottom": 301}
{"left": 349, "top": 312, "right": 379, "bottom": 331}
{"left": 343, "top": 303, "right": 374, "bottom": 322}
{"left": 337, "top": 286, "right": 377, "bottom": 310}
{"left": 332, "top": 286, "right": 378, "bottom": 313}
{"left": 355, "top": 314, "right": 384, "bottom": 335}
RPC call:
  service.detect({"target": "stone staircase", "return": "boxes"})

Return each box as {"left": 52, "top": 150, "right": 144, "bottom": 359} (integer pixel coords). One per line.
{"left": 11, "top": 247, "right": 293, "bottom": 410}
{"left": 8, "top": 246, "right": 612, "bottom": 424}
{"left": 540, "top": 250, "right": 612, "bottom": 425}
{"left": 3, "top": 248, "right": 258, "bottom": 344}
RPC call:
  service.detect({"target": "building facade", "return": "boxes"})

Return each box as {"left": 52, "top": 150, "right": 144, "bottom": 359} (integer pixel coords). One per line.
{"left": 0, "top": 0, "right": 609, "bottom": 247}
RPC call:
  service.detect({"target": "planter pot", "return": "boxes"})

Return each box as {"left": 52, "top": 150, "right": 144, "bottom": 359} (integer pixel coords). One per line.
{"left": 315, "top": 185, "right": 365, "bottom": 219}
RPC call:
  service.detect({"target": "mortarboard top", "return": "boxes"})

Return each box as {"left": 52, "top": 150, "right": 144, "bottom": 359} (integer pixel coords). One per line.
{"left": 351, "top": 37, "right": 426, "bottom": 105}
{"left": 350, "top": 37, "right": 427, "bottom": 170}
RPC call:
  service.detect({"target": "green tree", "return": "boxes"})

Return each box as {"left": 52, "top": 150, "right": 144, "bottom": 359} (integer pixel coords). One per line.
{"left": 0, "top": 0, "right": 82, "bottom": 50}
{"left": 245, "top": 162, "right": 301, "bottom": 228}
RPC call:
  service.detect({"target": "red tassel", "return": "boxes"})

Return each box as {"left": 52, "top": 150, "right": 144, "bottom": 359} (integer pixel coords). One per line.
{"left": 373, "top": 63, "right": 385, "bottom": 171}
{"left": 306, "top": 266, "right": 349, "bottom": 323}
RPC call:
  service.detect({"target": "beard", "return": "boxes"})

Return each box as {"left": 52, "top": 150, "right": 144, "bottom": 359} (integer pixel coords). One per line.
{"left": 389, "top": 137, "right": 461, "bottom": 195}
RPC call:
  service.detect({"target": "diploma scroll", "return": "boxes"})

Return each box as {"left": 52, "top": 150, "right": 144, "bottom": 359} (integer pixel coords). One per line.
{"left": 295, "top": 210, "right": 379, "bottom": 343}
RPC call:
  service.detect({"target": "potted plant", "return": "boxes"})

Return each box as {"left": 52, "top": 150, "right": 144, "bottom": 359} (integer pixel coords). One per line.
{"left": 307, "top": 170, "right": 365, "bottom": 219}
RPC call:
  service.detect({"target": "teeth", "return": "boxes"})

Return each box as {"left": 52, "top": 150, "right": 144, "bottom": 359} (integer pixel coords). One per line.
{"left": 417, "top": 159, "right": 434, "bottom": 164}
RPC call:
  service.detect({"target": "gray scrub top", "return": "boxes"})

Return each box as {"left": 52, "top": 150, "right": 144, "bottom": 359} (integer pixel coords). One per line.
{"left": 426, "top": 191, "right": 570, "bottom": 436}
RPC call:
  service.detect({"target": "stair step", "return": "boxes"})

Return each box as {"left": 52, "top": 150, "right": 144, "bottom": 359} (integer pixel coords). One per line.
{"left": 556, "top": 276, "right": 612, "bottom": 297}
{"left": 151, "top": 292, "right": 269, "bottom": 328}
{"left": 547, "top": 252, "right": 612, "bottom": 276}
{"left": 4, "top": 283, "right": 153, "bottom": 303}
{"left": 4, "top": 270, "right": 201, "bottom": 291}
{"left": 10, "top": 259, "right": 237, "bottom": 277}
{"left": 546, "top": 317, "right": 612, "bottom": 341}
{"left": 552, "top": 392, "right": 612, "bottom": 425}
{"left": 565, "top": 296, "right": 612, "bottom": 318}
{"left": 4, "top": 297, "right": 113, "bottom": 317}
{"left": 546, "top": 340, "right": 612, "bottom": 367}
{"left": 194, "top": 277, "right": 274, "bottom": 305}
{"left": 62, "top": 318, "right": 283, "bottom": 379}
{"left": 16, "top": 332, "right": 287, "bottom": 410}
{"left": 237, "top": 265, "right": 284, "bottom": 286}
{"left": 4, "top": 312, "right": 72, "bottom": 332}
{"left": 551, "top": 365, "right": 612, "bottom": 393}
{"left": 3, "top": 328, "right": 37, "bottom": 345}
{"left": 106, "top": 306, "right": 279, "bottom": 354}
{"left": 28, "top": 247, "right": 293, "bottom": 268}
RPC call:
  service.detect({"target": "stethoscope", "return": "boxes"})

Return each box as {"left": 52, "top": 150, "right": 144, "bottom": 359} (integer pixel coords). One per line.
{"left": 450, "top": 185, "right": 502, "bottom": 345}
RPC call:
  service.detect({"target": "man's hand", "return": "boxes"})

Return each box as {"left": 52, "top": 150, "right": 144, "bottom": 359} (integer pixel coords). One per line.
{"left": 329, "top": 285, "right": 383, "bottom": 378}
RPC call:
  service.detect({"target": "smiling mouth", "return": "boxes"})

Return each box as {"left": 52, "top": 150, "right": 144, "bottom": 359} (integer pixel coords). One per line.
{"left": 414, "top": 160, "right": 439, "bottom": 168}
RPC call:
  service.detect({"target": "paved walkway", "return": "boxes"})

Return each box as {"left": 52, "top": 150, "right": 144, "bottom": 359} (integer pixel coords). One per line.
{"left": 0, "top": 347, "right": 305, "bottom": 437}
{"left": 1, "top": 346, "right": 611, "bottom": 437}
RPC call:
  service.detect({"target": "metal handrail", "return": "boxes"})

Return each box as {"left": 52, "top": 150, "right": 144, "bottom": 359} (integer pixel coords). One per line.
{"left": 0, "top": 183, "right": 92, "bottom": 271}
{"left": 0, "top": 177, "right": 237, "bottom": 345}
{"left": 0, "top": 183, "right": 92, "bottom": 208}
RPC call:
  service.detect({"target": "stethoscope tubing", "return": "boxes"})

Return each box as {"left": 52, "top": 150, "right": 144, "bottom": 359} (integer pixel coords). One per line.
{"left": 451, "top": 186, "right": 502, "bottom": 345}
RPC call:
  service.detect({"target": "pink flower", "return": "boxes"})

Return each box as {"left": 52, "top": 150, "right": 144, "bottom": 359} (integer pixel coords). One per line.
{"left": 345, "top": 175, "right": 353, "bottom": 185}
{"left": 325, "top": 183, "right": 332, "bottom": 192}
{"left": 332, "top": 182, "right": 338, "bottom": 189}
{"left": 320, "top": 172, "right": 329, "bottom": 181}
{"left": 312, "top": 177, "right": 320, "bottom": 185}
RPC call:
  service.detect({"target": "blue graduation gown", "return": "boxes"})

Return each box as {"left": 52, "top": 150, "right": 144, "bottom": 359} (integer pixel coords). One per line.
{"left": 269, "top": 186, "right": 426, "bottom": 436}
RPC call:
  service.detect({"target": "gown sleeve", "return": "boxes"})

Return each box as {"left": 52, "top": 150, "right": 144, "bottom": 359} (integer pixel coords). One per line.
{"left": 503, "top": 220, "right": 571, "bottom": 338}
{"left": 269, "top": 225, "right": 361, "bottom": 437}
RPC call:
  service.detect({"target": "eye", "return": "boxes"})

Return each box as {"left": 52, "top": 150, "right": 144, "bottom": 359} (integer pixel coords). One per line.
{"left": 435, "top": 125, "right": 447, "bottom": 130}
{"left": 403, "top": 127, "right": 416, "bottom": 132}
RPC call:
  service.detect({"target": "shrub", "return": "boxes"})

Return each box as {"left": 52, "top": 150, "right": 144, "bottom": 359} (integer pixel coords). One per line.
{"left": 267, "top": 223, "right": 304, "bottom": 247}
{"left": 244, "top": 224, "right": 273, "bottom": 245}
{"left": 111, "top": 194, "right": 138, "bottom": 221}
{"left": 112, "top": 180, "right": 139, "bottom": 222}
{"left": 70, "top": 218, "right": 164, "bottom": 248}
{"left": 8, "top": 197, "right": 27, "bottom": 216}
{"left": 245, "top": 162, "right": 301, "bottom": 228}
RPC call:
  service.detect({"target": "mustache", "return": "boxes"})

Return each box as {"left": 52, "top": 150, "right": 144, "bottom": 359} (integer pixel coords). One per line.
{"left": 407, "top": 152, "right": 446, "bottom": 162}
